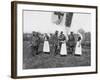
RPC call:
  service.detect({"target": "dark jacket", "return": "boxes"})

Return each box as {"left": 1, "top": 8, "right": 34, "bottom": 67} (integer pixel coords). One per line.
{"left": 32, "top": 36, "right": 40, "bottom": 46}
{"left": 68, "top": 34, "right": 75, "bottom": 47}
{"left": 52, "top": 34, "right": 59, "bottom": 46}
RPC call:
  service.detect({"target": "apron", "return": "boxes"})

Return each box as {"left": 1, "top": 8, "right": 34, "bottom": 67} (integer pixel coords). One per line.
{"left": 60, "top": 41, "right": 67, "bottom": 55}
{"left": 43, "top": 37, "right": 50, "bottom": 52}
{"left": 75, "top": 41, "right": 82, "bottom": 55}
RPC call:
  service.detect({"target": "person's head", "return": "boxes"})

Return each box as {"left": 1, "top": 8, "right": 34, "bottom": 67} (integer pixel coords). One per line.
{"left": 77, "top": 36, "right": 81, "bottom": 41}
{"left": 32, "top": 33, "right": 35, "bottom": 36}
{"left": 55, "top": 30, "right": 58, "bottom": 35}
{"left": 50, "top": 33, "right": 52, "bottom": 36}
{"left": 60, "top": 31, "right": 63, "bottom": 34}
{"left": 32, "top": 31, "right": 35, "bottom": 36}
{"left": 71, "top": 32, "right": 73, "bottom": 35}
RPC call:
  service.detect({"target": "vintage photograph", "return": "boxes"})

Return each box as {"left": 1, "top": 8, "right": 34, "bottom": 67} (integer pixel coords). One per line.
{"left": 11, "top": 1, "right": 97, "bottom": 78}
{"left": 23, "top": 10, "right": 91, "bottom": 69}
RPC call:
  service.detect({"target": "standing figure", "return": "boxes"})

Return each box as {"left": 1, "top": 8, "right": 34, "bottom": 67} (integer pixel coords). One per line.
{"left": 36, "top": 33, "right": 42, "bottom": 54}
{"left": 53, "top": 31, "right": 59, "bottom": 56}
{"left": 59, "top": 31, "right": 67, "bottom": 55}
{"left": 68, "top": 32, "right": 75, "bottom": 54}
{"left": 75, "top": 32, "right": 82, "bottom": 55}
{"left": 43, "top": 33, "right": 50, "bottom": 54}
{"left": 49, "top": 33, "right": 54, "bottom": 55}
{"left": 31, "top": 32, "right": 39, "bottom": 56}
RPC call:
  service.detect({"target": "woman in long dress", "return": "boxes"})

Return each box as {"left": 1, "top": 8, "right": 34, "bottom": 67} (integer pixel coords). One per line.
{"left": 75, "top": 33, "right": 82, "bottom": 55}
{"left": 43, "top": 33, "right": 50, "bottom": 53}
{"left": 59, "top": 32, "right": 67, "bottom": 56}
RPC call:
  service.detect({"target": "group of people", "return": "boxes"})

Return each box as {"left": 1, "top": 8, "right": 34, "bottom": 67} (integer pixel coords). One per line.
{"left": 31, "top": 30, "right": 82, "bottom": 56}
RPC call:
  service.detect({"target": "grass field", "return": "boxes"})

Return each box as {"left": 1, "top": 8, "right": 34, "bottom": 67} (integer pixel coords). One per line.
{"left": 23, "top": 41, "right": 91, "bottom": 69}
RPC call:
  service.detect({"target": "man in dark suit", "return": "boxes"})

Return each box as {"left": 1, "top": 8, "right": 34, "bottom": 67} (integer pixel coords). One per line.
{"left": 53, "top": 31, "right": 59, "bottom": 56}
{"left": 31, "top": 32, "right": 40, "bottom": 56}
{"left": 68, "top": 32, "right": 76, "bottom": 54}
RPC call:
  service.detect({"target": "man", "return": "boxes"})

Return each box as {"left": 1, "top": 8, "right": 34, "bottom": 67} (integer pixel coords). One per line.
{"left": 37, "top": 33, "right": 43, "bottom": 54}
{"left": 68, "top": 32, "right": 76, "bottom": 54}
{"left": 31, "top": 32, "right": 40, "bottom": 56}
{"left": 49, "top": 33, "right": 53, "bottom": 55}
{"left": 36, "top": 33, "right": 41, "bottom": 55}
{"left": 53, "top": 31, "right": 59, "bottom": 56}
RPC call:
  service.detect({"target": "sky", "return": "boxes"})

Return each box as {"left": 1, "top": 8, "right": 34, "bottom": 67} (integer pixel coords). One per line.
{"left": 23, "top": 10, "right": 91, "bottom": 34}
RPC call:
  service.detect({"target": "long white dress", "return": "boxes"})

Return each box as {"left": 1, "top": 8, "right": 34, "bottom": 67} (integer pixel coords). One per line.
{"left": 75, "top": 41, "right": 82, "bottom": 55}
{"left": 75, "top": 33, "right": 83, "bottom": 55}
{"left": 60, "top": 41, "right": 67, "bottom": 55}
{"left": 43, "top": 37, "right": 50, "bottom": 52}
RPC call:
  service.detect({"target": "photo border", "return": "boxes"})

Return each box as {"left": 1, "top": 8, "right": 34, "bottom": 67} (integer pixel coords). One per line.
{"left": 11, "top": 1, "right": 98, "bottom": 79}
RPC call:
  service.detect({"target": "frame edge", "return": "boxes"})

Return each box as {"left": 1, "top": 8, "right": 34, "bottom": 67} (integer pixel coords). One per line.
{"left": 11, "top": 1, "right": 98, "bottom": 78}
{"left": 11, "top": 1, "right": 17, "bottom": 78}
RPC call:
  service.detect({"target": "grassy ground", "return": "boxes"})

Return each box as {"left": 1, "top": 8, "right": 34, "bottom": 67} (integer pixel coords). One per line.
{"left": 23, "top": 41, "right": 91, "bottom": 69}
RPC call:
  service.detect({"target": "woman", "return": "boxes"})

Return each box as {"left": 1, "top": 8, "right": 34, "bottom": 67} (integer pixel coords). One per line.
{"left": 75, "top": 32, "right": 82, "bottom": 55}
{"left": 43, "top": 33, "right": 50, "bottom": 53}
{"left": 59, "top": 32, "right": 67, "bottom": 56}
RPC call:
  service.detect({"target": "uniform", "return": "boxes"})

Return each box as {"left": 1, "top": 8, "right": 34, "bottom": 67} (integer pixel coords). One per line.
{"left": 68, "top": 32, "right": 75, "bottom": 54}
{"left": 31, "top": 35, "right": 39, "bottom": 56}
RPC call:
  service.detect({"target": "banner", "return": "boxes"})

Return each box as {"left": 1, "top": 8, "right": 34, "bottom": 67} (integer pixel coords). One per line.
{"left": 52, "top": 12, "right": 64, "bottom": 25}
{"left": 65, "top": 12, "right": 73, "bottom": 27}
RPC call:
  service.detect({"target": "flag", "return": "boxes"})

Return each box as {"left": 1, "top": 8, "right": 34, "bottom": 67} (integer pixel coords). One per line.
{"left": 52, "top": 12, "right": 64, "bottom": 25}
{"left": 65, "top": 12, "right": 73, "bottom": 27}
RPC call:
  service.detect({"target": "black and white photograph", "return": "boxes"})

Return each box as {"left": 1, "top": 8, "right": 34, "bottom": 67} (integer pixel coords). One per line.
{"left": 23, "top": 11, "right": 91, "bottom": 69}
{"left": 11, "top": 1, "right": 97, "bottom": 78}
